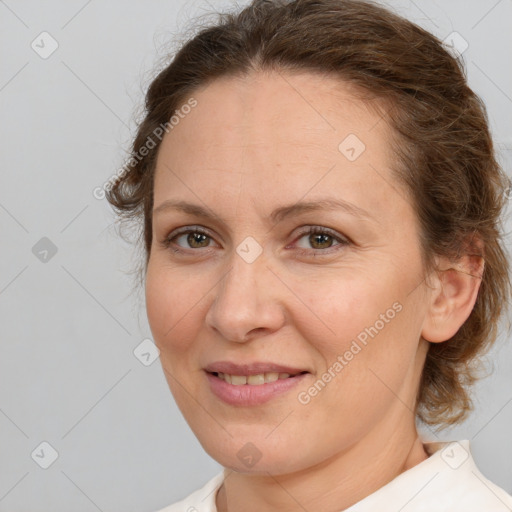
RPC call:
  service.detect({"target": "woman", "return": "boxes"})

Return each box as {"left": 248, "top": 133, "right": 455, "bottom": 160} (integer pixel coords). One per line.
{"left": 106, "top": 0, "right": 512, "bottom": 510}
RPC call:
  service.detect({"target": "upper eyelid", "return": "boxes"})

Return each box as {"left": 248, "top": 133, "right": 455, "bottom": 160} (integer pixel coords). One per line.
{"left": 168, "top": 226, "right": 219, "bottom": 246}
{"left": 164, "top": 224, "right": 223, "bottom": 245}
{"left": 166, "top": 225, "right": 348, "bottom": 249}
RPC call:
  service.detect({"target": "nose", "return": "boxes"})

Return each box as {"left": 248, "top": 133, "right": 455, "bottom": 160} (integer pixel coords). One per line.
{"left": 205, "top": 246, "right": 286, "bottom": 343}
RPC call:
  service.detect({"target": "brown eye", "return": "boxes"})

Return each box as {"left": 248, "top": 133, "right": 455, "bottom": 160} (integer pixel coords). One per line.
{"left": 161, "top": 226, "right": 217, "bottom": 252}
{"left": 186, "top": 232, "right": 210, "bottom": 248}
{"left": 293, "top": 226, "right": 350, "bottom": 256}
{"left": 309, "top": 232, "right": 334, "bottom": 249}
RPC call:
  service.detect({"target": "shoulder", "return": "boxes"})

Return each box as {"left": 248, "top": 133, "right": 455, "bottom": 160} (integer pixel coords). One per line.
{"left": 420, "top": 440, "right": 512, "bottom": 511}
{"left": 152, "top": 470, "right": 225, "bottom": 512}
{"left": 347, "top": 439, "right": 512, "bottom": 512}
{"left": 406, "top": 439, "right": 512, "bottom": 512}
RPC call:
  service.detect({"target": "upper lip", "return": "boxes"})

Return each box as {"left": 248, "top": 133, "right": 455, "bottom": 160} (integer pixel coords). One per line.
{"left": 204, "top": 361, "right": 309, "bottom": 376}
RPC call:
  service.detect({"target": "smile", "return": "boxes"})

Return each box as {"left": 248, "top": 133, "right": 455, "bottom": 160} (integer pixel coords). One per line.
{"left": 205, "top": 370, "right": 309, "bottom": 406}
{"left": 213, "top": 371, "right": 304, "bottom": 385}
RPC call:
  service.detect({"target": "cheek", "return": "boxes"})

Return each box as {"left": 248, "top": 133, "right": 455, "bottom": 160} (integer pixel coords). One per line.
{"left": 292, "top": 281, "right": 419, "bottom": 438}
{"left": 145, "top": 262, "right": 206, "bottom": 355}
{"left": 289, "top": 272, "right": 392, "bottom": 353}
{"left": 289, "top": 268, "right": 420, "bottom": 388}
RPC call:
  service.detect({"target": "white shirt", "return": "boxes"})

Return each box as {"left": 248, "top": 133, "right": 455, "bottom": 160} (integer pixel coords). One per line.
{"left": 155, "top": 440, "right": 512, "bottom": 511}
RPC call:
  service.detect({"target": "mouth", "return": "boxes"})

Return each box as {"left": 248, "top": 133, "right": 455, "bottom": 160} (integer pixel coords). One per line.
{"left": 203, "top": 362, "right": 310, "bottom": 406}
{"left": 208, "top": 370, "right": 308, "bottom": 385}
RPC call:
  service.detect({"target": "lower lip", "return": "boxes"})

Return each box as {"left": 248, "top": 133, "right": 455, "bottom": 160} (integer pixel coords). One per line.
{"left": 205, "top": 371, "right": 309, "bottom": 406}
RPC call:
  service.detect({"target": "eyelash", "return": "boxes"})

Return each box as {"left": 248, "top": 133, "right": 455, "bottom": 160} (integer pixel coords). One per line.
{"left": 160, "top": 225, "right": 350, "bottom": 257}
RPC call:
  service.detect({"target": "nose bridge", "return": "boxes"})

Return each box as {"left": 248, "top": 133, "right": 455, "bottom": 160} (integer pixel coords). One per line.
{"left": 206, "top": 240, "right": 283, "bottom": 342}
{"left": 236, "top": 255, "right": 255, "bottom": 287}
{"left": 217, "top": 243, "right": 266, "bottom": 313}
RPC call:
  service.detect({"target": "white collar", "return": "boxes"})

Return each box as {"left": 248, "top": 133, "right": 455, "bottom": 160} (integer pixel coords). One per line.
{"left": 179, "top": 440, "right": 512, "bottom": 512}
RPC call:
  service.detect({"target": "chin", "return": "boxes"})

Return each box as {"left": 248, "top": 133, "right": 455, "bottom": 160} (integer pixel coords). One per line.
{"left": 198, "top": 432, "right": 314, "bottom": 476}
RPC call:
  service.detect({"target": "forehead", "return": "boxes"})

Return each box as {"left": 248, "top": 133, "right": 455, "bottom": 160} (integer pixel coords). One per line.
{"left": 166, "top": 69, "right": 388, "bottom": 148}
{"left": 153, "top": 70, "right": 404, "bottom": 220}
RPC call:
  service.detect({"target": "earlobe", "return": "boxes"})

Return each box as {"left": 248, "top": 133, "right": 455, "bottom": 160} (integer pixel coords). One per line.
{"left": 421, "top": 252, "right": 484, "bottom": 344}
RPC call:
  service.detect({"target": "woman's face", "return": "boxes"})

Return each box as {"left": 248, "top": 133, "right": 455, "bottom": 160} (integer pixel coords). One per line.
{"left": 146, "top": 71, "right": 431, "bottom": 474}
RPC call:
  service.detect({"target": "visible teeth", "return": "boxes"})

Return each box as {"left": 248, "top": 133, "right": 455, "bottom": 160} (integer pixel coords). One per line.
{"left": 231, "top": 375, "right": 247, "bottom": 385}
{"left": 247, "top": 374, "right": 265, "bottom": 385}
{"left": 216, "top": 371, "right": 296, "bottom": 385}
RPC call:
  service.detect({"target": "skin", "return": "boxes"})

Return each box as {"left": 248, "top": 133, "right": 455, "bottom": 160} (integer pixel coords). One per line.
{"left": 145, "top": 70, "right": 483, "bottom": 512}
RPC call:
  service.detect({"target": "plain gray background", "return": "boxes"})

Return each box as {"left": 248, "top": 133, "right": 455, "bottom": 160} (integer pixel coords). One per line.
{"left": 1, "top": 0, "right": 511, "bottom": 511}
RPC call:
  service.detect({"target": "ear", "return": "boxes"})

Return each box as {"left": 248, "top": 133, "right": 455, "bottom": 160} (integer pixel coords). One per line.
{"left": 421, "top": 236, "right": 485, "bottom": 343}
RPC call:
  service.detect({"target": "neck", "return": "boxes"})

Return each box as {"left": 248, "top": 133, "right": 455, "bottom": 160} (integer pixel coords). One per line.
{"left": 216, "top": 418, "right": 429, "bottom": 512}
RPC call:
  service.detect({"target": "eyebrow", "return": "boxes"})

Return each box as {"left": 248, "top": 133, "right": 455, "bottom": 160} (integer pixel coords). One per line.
{"left": 152, "top": 197, "right": 375, "bottom": 224}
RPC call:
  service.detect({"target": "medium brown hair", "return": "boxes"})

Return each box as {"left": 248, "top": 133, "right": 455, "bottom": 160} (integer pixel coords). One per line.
{"left": 106, "top": 0, "right": 511, "bottom": 429}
